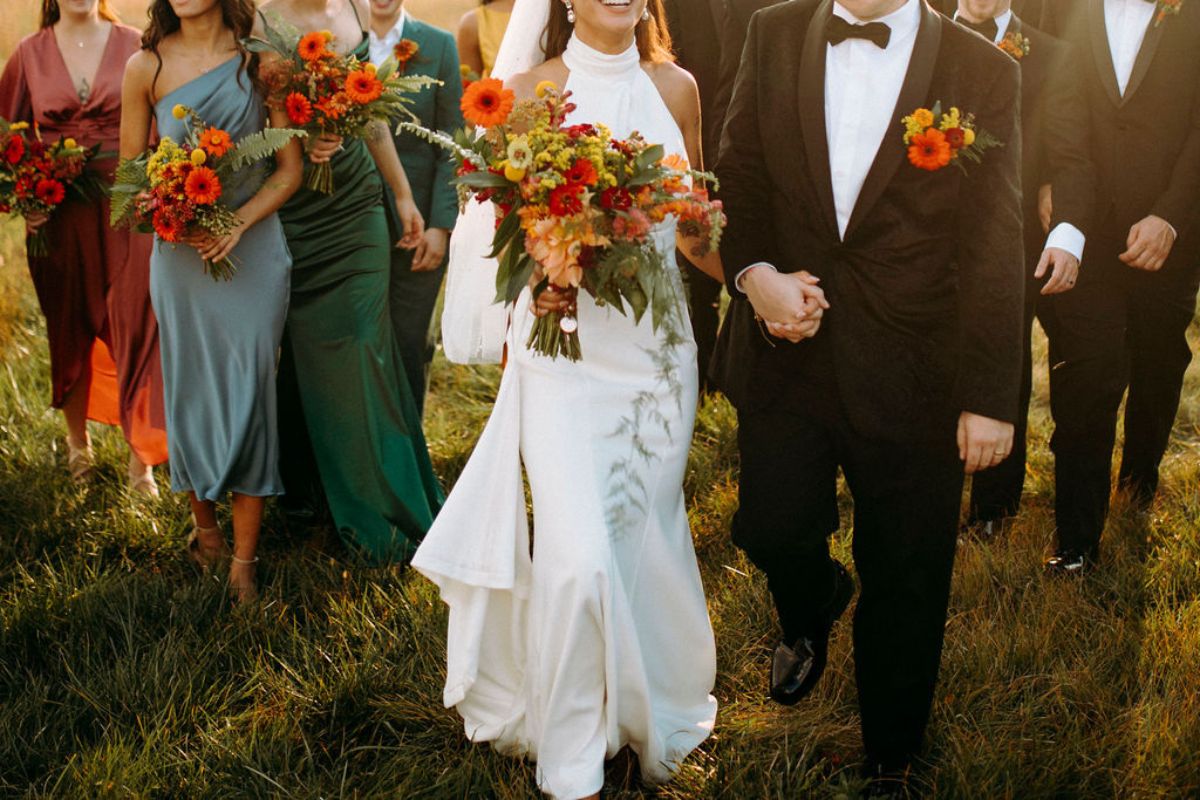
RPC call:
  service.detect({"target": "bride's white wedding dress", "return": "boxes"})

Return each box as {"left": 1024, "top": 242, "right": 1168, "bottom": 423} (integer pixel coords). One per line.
{"left": 413, "top": 33, "right": 718, "bottom": 800}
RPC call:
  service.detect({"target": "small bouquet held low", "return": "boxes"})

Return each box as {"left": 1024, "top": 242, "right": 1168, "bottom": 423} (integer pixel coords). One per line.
{"left": 401, "top": 78, "right": 725, "bottom": 361}
{"left": 110, "top": 104, "right": 304, "bottom": 281}
{"left": 0, "top": 118, "right": 106, "bottom": 257}
{"left": 248, "top": 20, "right": 435, "bottom": 194}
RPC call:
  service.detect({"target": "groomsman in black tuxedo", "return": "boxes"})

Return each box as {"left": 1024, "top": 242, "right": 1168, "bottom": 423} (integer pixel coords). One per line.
{"left": 947, "top": 1, "right": 1095, "bottom": 535}
{"left": 1032, "top": 0, "right": 1200, "bottom": 575}
{"left": 660, "top": 0, "right": 726, "bottom": 392}
{"left": 933, "top": 0, "right": 1044, "bottom": 22}
{"left": 714, "top": 0, "right": 1024, "bottom": 785}
{"left": 714, "top": 0, "right": 785, "bottom": 136}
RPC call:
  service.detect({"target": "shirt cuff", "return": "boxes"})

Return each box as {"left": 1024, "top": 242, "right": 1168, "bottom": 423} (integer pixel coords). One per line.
{"left": 734, "top": 262, "right": 776, "bottom": 293}
{"left": 1044, "top": 223, "right": 1085, "bottom": 262}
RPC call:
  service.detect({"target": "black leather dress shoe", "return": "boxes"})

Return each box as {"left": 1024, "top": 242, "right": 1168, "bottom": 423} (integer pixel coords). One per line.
{"left": 770, "top": 561, "right": 854, "bottom": 706}
{"left": 860, "top": 761, "right": 912, "bottom": 798}
{"left": 1044, "top": 549, "right": 1095, "bottom": 576}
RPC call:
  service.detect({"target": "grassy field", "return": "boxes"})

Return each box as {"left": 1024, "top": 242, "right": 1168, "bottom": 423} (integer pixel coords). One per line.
{"left": 2, "top": 206, "right": 1200, "bottom": 800}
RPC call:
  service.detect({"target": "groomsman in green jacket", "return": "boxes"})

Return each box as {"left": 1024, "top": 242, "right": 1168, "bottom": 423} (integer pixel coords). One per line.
{"left": 370, "top": 0, "right": 465, "bottom": 414}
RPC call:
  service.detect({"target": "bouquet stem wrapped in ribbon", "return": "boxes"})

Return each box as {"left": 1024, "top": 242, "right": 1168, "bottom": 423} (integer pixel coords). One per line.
{"left": 0, "top": 119, "right": 106, "bottom": 258}
{"left": 110, "top": 105, "right": 304, "bottom": 281}
{"left": 401, "top": 78, "right": 725, "bottom": 361}
{"left": 247, "top": 19, "right": 436, "bottom": 195}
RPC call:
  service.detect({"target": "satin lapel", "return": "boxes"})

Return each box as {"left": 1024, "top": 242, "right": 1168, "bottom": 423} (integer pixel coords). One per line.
{"left": 1121, "top": 10, "right": 1166, "bottom": 105}
{"left": 798, "top": 0, "right": 839, "bottom": 238}
{"left": 842, "top": 2, "right": 942, "bottom": 241}
{"left": 1088, "top": 0, "right": 1123, "bottom": 107}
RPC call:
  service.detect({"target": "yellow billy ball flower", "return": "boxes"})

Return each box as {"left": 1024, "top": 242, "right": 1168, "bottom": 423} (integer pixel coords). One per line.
{"left": 191, "top": 148, "right": 207, "bottom": 166}
{"left": 63, "top": 138, "right": 77, "bottom": 150}
{"left": 365, "top": 62, "right": 377, "bottom": 76}
{"left": 10, "top": 121, "right": 28, "bottom": 131}
{"left": 535, "top": 80, "right": 558, "bottom": 98}
{"left": 172, "top": 104, "right": 188, "bottom": 120}
{"left": 963, "top": 128, "right": 976, "bottom": 147}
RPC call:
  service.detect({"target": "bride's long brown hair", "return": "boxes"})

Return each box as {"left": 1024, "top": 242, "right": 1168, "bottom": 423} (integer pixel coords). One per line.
{"left": 40, "top": 0, "right": 120, "bottom": 28}
{"left": 141, "top": 0, "right": 259, "bottom": 99}
{"left": 544, "top": 0, "right": 673, "bottom": 63}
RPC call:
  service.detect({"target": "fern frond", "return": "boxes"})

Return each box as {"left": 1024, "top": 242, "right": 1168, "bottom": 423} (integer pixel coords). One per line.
{"left": 228, "top": 128, "right": 307, "bottom": 170}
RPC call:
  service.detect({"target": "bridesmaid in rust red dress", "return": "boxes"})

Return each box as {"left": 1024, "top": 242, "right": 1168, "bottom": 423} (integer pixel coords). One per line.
{"left": 0, "top": 0, "right": 167, "bottom": 492}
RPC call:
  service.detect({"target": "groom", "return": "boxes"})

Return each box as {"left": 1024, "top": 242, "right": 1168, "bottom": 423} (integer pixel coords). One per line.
{"left": 713, "top": 0, "right": 1024, "bottom": 783}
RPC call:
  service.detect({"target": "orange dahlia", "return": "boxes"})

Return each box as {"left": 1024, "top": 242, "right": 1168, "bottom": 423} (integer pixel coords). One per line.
{"left": 907, "top": 128, "right": 952, "bottom": 171}
{"left": 344, "top": 69, "right": 384, "bottom": 105}
{"left": 285, "top": 92, "right": 314, "bottom": 125}
{"left": 298, "top": 32, "right": 330, "bottom": 63}
{"left": 184, "top": 166, "right": 222, "bottom": 205}
{"left": 199, "top": 127, "right": 233, "bottom": 158}
{"left": 460, "top": 77, "right": 515, "bottom": 128}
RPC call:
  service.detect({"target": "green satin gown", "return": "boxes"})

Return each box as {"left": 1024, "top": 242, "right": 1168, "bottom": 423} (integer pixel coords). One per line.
{"left": 276, "top": 38, "right": 442, "bottom": 562}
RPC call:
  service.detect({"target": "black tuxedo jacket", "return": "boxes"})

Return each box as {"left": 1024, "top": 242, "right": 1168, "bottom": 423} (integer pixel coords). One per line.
{"left": 1041, "top": 0, "right": 1200, "bottom": 261}
{"left": 661, "top": 0, "right": 727, "bottom": 169}
{"left": 713, "top": 0, "right": 785, "bottom": 145}
{"left": 712, "top": 0, "right": 1025, "bottom": 443}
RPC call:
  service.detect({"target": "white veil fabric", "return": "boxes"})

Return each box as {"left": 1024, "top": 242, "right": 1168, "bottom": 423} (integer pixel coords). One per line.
{"left": 440, "top": 0, "right": 552, "bottom": 364}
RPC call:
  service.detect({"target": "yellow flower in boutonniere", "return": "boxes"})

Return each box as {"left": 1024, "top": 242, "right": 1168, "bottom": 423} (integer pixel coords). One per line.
{"left": 1155, "top": 0, "right": 1183, "bottom": 26}
{"left": 902, "top": 101, "right": 1000, "bottom": 173}
{"left": 393, "top": 39, "right": 420, "bottom": 74}
{"left": 998, "top": 31, "right": 1031, "bottom": 60}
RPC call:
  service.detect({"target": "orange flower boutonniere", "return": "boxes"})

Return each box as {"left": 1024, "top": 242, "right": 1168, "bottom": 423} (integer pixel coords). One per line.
{"left": 1155, "top": 0, "right": 1183, "bottom": 26}
{"left": 393, "top": 39, "right": 420, "bottom": 73}
{"left": 998, "top": 31, "right": 1030, "bottom": 61}
{"left": 902, "top": 102, "right": 1002, "bottom": 173}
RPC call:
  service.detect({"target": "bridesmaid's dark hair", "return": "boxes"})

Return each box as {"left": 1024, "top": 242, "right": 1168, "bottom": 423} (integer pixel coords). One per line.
{"left": 141, "top": 0, "right": 259, "bottom": 100}
{"left": 544, "top": 0, "right": 673, "bottom": 64}
{"left": 41, "top": 0, "right": 120, "bottom": 28}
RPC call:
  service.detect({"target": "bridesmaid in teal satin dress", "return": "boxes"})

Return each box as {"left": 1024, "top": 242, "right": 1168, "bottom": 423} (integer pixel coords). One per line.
{"left": 257, "top": 0, "right": 443, "bottom": 563}
{"left": 121, "top": 0, "right": 304, "bottom": 602}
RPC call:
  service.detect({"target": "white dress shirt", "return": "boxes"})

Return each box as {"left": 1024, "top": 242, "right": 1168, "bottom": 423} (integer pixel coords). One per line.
{"left": 368, "top": 9, "right": 411, "bottom": 67}
{"left": 953, "top": 9, "right": 1013, "bottom": 43}
{"left": 1105, "top": 0, "right": 1156, "bottom": 96}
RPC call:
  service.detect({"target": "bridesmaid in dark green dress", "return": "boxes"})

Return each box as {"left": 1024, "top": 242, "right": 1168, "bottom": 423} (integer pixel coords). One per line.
{"left": 256, "top": 0, "right": 442, "bottom": 563}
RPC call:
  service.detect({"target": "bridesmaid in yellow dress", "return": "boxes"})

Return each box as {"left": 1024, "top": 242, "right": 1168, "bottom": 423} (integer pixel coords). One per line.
{"left": 455, "top": 0, "right": 513, "bottom": 78}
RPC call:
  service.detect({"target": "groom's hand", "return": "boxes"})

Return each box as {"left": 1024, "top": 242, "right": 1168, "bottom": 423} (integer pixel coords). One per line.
{"left": 957, "top": 412, "right": 1015, "bottom": 475}
{"left": 1035, "top": 247, "right": 1080, "bottom": 295}
{"left": 743, "top": 267, "right": 830, "bottom": 336}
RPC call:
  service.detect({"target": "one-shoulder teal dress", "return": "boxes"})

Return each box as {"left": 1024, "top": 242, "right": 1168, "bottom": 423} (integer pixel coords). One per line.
{"left": 150, "top": 58, "right": 291, "bottom": 500}
{"left": 275, "top": 36, "right": 443, "bottom": 563}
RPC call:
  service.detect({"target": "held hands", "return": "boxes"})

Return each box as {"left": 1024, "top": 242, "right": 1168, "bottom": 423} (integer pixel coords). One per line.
{"left": 957, "top": 412, "right": 1015, "bottom": 475}
{"left": 411, "top": 227, "right": 448, "bottom": 272}
{"left": 1120, "top": 214, "right": 1175, "bottom": 271}
{"left": 743, "top": 267, "right": 830, "bottom": 343}
{"left": 1034, "top": 247, "right": 1080, "bottom": 295}
{"left": 307, "top": 133, "right": 343, "bottom": 164}
{"left": 394, "top": 196, "right": 424, "bottom": 250}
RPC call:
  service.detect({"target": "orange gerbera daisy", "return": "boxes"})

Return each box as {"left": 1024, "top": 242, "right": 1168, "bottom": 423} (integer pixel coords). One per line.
{"left": 460, "top": 77, "right": 515, "bottom": 128}
{"left": 198, "top": 127, "right": 233, "bottom": 158}
{"left": 344, "top": 69, "right": 384, "bottom": 104}
{"left": 184, "top": 166, "right": 222, "bottom": 205}
{"left": 285, "top": 92, "right": 314, "bottom": 125}
{"left": 393, "top": 39, "right": 419, "bottom": 67}
{"left": 298, "top": 32, "right": 330, "bottom": 63}
{"left": 907, "top": 128, "right": 952, "bottom": 171}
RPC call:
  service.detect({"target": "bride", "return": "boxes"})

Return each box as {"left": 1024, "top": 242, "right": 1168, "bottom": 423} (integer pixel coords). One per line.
{"left": 411, "top": 0, "right": 728, "bottom": 797}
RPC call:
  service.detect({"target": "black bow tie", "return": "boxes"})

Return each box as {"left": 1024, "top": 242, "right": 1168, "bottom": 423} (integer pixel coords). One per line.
{"left": 825, "top": 14, "right": 892, "bottom": 49}
{"left": 957, "top": 16, "right": 999, "bottom": 41}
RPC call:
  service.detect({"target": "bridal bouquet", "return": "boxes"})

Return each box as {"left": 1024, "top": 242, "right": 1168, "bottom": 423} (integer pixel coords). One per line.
{"left": 248, "top": 21, "right": 435, "bottom": 194}
{"left": 401, "top": 78, "right": 725, "bottom": 360}
{"left": 0, "top": 119, "right": 104, "bottom": 257}
{"left": 110, "top": 104, "right": 304, "bottom": 281}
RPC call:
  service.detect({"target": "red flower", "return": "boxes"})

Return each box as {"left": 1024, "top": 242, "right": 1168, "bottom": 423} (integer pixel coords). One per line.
{"left": 943, "top": 127, "right": 966, "bottom": 150}
{"left": 152, "top": 208, "right": 184, "bottom": 242}
{"left": 565, "top": 158, "right": 599, "bottom": 187}
{"left": 285, "top": 92, "right": 314, "bottom": 125}
{"left": 599, "top": 187, "right": 632, "bottom": 211}
{"left": 548, "top": 183, "right": 584, "bottom": 216}
{"left": 565, "top": 123, "right": 597, "bottom": 139}
{"left": 35, "top": 178, "right": 65, "bottom": 205}
{"left": 5, "top": 135, "right": 25, "bottom": 164}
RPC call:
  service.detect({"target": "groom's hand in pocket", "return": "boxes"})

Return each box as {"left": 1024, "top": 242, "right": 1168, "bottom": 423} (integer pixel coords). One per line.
{"left": 957, "top": 412, "right": 1015, "bottom": 475}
